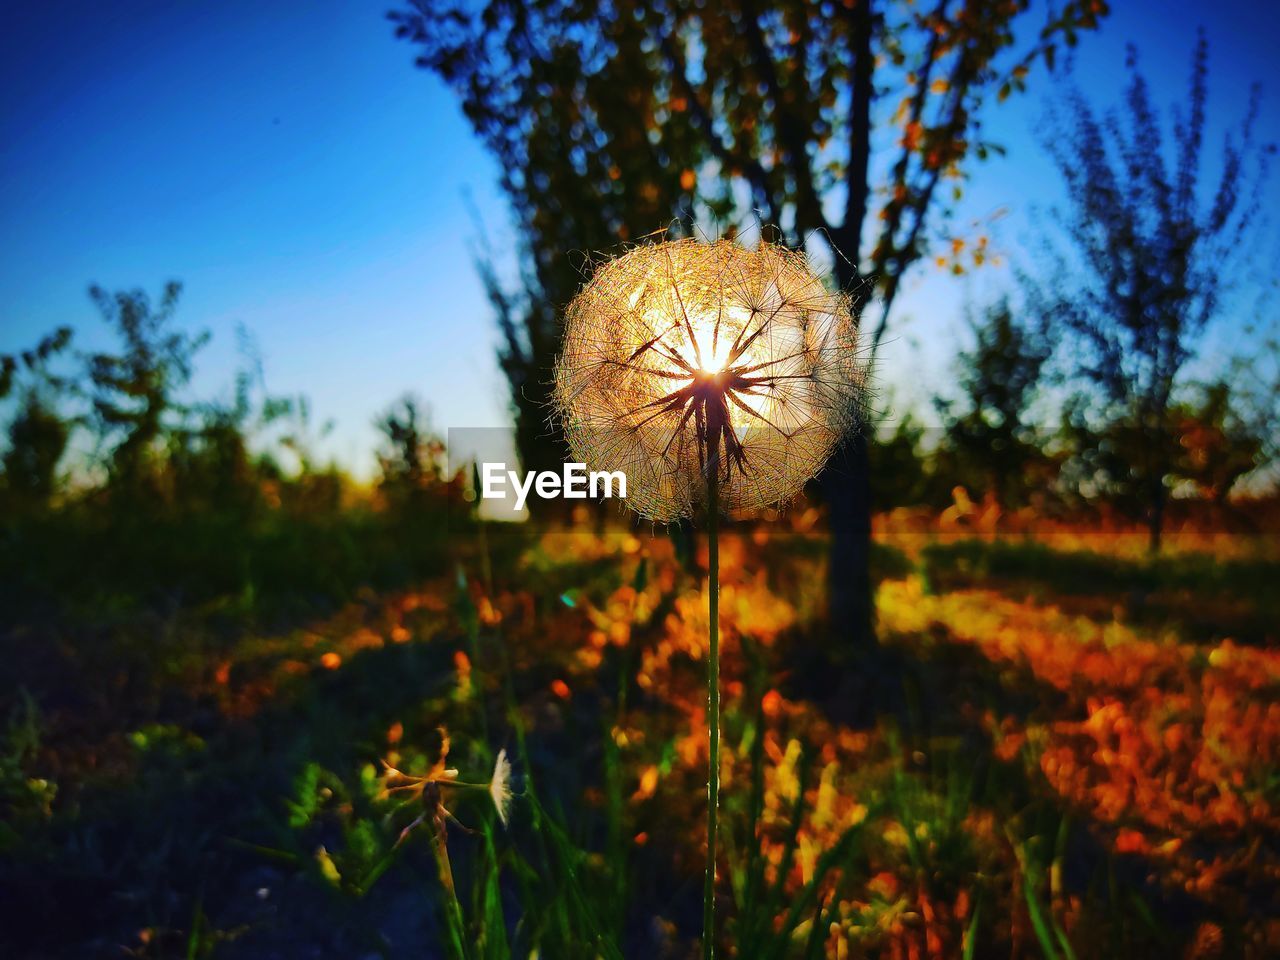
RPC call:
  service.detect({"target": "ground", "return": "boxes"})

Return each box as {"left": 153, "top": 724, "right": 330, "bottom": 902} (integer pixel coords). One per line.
{"left": 2, "top": 514, "right": 1277, "bottom": 958}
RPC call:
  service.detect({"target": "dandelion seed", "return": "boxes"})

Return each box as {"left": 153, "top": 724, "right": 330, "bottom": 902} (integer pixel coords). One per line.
{"left": 489, "top": 748, "right": 513, "bottom": 827}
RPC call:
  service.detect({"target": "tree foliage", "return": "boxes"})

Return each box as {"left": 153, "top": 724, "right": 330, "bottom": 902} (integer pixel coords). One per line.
{"left": 393, "top": 0, "right": 1106, "bottom": 410}
{"left": 0, "top": 293, "right": 461, "bottom": 619}
{"left": 869, "top": 413, "right": 934, "bottom": 511}
{"left": 1172, "top": 380, "right": 1266, "bottom": 507}
{"left": 1039, "top": 33, "right": 1273, "bottom": 549}
{"left": 85, "top": 282, "right": 209, "bottom": 496}
{"left": 0, "top": 327, "right": 75, "bottom": 509}
{"left": 376, "top": 393, "right": 445, "bottom": 507}
{"left": 935, "top": 300, "right": 1052, "bottom": 510}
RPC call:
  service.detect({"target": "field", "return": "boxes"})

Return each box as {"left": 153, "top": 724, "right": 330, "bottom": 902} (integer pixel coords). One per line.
{"left": 5, "top": 1, "right": 1278, "bottom": 957}
{"left": 3, "top": 513, "right": 1277, "bottom": 959}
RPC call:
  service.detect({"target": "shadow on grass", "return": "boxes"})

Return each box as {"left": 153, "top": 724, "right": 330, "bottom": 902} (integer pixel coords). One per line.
{"left": 788, "top": 613, "right": 1233, "bottom": 956}
{"left": 0, "top": 626, "right": 461, "bottom": 959}
{"left": 921, "top": 539, "right": 1279, "bottom": 645}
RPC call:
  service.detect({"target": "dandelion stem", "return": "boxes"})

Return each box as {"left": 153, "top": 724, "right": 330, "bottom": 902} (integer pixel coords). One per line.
{"left": 703, "top": 457, "right": 720, "bottom": 960}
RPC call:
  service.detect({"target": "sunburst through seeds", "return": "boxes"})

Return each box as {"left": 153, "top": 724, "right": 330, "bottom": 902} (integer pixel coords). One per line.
{"left": 554, "top": 237, "right": 866, "bottom": 521}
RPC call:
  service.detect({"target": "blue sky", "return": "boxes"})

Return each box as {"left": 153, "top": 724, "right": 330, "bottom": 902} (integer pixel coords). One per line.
{"left": 2, "top": 1, "right": 1275, "bottom": 477}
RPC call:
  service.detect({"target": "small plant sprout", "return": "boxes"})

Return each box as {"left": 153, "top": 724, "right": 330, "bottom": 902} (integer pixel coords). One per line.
{"left": 554, "top": 236, "right": 865, "bottom": 958}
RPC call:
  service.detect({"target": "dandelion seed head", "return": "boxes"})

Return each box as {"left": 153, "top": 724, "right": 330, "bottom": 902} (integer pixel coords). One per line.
{"left": 555, "top": 237, "right": 866, "bottom": 521}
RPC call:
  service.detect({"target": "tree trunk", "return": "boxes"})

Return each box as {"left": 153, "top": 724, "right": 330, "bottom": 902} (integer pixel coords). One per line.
{"left": 824, "top": 429, "right": 874, "bottom": 648}
{"left": 822, "top": 244, "right": 875, "bottom": 651}
{"left": 1147, "top": 479, "right": 1165, "bottom": 554}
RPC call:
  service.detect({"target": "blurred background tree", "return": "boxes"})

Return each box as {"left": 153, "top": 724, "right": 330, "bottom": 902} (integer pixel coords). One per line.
{"left": 392, "top": 0, "right": 1109, "bottom": 647}
{"left": 0, "top": 327, "right": 74, "bottom": 513}
{"left": 1216, "top": 320, "right": 1280, "bottom": 496}
{"left": 0, "top": 286, "right": 459, "bottom": 621}
{"left": 1171, "top": 379, "right": 1266, "bottom": 511}
{"left": 933, "top": 300, "right": 1053, "bottom": 515}
{"left": 376, "top": 393, "right": 444, "bottom": 507}
{"left": 85, "top": 282, "right": 209, "bottom": 504}
{"left": 1035, "top": 33, "right": 1273, "bottom": 551}
{"left": 394, "top": 1, "right": 715, "bottom": 492}
{"left": 167, "top": 358, "right": 264, "bottom": 522}
{"left": 869, "top": 412, "right": 935, "bottom": 513}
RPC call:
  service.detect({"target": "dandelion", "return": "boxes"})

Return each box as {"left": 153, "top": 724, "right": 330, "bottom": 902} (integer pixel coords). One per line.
{"left": 554, "top": 237, "right": 865, "bottom": 522}
{"left": 554, "top": 236, "right": 865, "bottom": 958}
{"left": 379, "top": 730, "right": 515, "bottom": 843}
{"left": 376, "top": 733, "right": 514, "bottom": 958}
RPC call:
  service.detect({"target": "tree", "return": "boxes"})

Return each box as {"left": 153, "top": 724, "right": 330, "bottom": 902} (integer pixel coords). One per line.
{"left": 1038, "top": 33, "right": 1272, "bottom": 551}
{"left": 0, "top": 327, "right": 74, "bottom": 510}
{"left": 85, "top": 282, "right": 209, "bottom": 499}
{"left": 1171, "top": 379, "right": 1266, "bottom": 507}
{"left": 868, "top": 412, "right": 934, "bottom": 512}
{"left": 393, "top": 0, "right": 1107, "bottom": 644}
{"left": 168, "top": 364, "right": 259, "bottom": 518}
{"left": 1219, "top": 320, "right": 1280, "bottom": 493}
{"left": 934, "top": 300, "right": 1051, "bottom": 512}
{"left": 376, "top": 393, "right": 444, "bottom": 505}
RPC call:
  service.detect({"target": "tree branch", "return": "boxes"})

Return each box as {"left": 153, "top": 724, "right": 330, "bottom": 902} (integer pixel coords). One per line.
{"left": 740, "top": 0, "right": 830, "bottom": 239}
{"left": 658, "top": 35, "right": 782, "bottom": 228}
{"left": 836, "top": 0, "right": 876, "bottom": 270}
